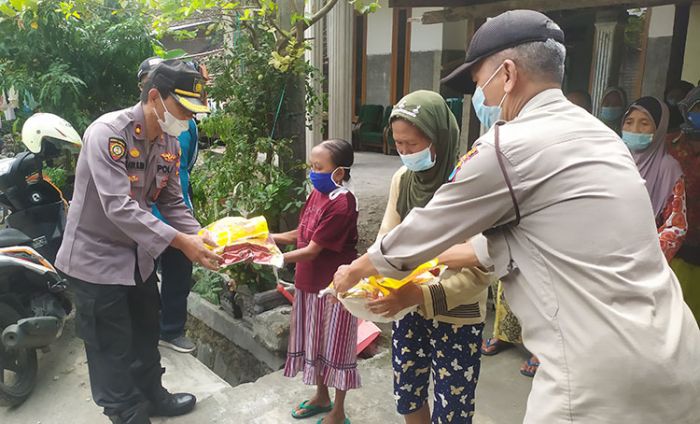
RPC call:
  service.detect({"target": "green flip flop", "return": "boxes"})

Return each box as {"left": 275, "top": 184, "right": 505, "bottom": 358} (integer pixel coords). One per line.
{"left": 291, "top": 400, "right": 333, "bottom": 419}
{"left": 316, "top": 419, "right": 351, "bottom": 424}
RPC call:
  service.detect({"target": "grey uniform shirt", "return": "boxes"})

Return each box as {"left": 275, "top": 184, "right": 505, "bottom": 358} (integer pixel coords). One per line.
{"left": 368, "top": 89, "right": 700, "bottom": 423}
{"left": 56, "top": 103, "right": 201, "bottom": 285}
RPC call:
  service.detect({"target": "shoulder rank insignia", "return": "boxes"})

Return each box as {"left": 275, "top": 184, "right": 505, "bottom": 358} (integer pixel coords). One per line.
{"left": 134, "top": 123, "right": 142, "bottom": 136}
{"left": 128, "top": 175, "right": 139, "bottom": 183}
{"left": 109, "top": 138, "right": 126, "bottom": 161}
{"left": 448, "top": 147, "right": 479, "bottom": 182}
{"left": 129, "top": 148, "right": 140, "bottom": 158}
{"left": 161, "top": 152, "right": 177, "bottom": 162}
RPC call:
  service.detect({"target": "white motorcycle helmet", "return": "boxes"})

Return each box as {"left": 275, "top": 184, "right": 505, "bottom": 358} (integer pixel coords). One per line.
{"left": 21, "top": 113, "right": 82, "bottom": 156}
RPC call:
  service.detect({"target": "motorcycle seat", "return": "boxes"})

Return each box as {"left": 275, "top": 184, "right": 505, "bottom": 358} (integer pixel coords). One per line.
{"left": 0, "top": 228, "right": 32, "bottom": 248}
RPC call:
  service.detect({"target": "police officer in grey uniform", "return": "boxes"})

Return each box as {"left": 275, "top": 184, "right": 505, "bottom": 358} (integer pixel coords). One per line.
{"left": 56, "top": 60, "right": 222, "bottom": 424}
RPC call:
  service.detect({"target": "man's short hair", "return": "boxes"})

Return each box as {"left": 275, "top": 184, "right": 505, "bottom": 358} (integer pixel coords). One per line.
{"left": 139, "top": 78, "right": 170, "bottom": 104}
{"left": 491, "top": 39, "right": 567, "bottom": 85}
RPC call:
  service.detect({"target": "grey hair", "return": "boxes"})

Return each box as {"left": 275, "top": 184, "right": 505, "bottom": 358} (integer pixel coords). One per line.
{"left": 489, "top": 39, "right": 567, "bottom": 85}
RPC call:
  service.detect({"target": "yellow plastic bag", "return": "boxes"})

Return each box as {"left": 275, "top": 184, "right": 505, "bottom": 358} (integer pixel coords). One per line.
{"left": 363, "top": 258, "right": 440, "bottom": 294}
{"left": 200, "top": 216, "right": 269, "bottom": 253}
{"left": 321, "top": 259, "right": 444, "bottom": 323}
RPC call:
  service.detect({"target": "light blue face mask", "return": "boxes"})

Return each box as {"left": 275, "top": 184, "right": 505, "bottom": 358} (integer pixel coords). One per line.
{"left": 399, "top": 144, "right": 435, "bottom": 172}
{"left": 621, "top": 131, "right": 653, "bottom": 152}
{"left": 599, "top": 106, "right": 625, "bottom": 123}
{"left": 472, "top": 63, "right": 507, "bottom": 129}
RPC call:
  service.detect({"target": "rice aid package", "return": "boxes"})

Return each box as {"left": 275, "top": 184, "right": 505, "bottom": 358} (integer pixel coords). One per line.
{"left": 320, "top": 259, "right": 445, "bottom": 323}
{"left": 199, "top": 216, "right": 284, "bottom": 268}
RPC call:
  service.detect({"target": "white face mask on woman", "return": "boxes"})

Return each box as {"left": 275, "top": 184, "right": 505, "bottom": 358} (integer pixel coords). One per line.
{"left": 155, "top": 94, "right": 190, "bottom": 137}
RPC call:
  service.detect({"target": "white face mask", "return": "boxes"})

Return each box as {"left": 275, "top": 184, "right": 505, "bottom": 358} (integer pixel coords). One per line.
{"left": 155, "top": 94, "right": 190, "bottom": 137}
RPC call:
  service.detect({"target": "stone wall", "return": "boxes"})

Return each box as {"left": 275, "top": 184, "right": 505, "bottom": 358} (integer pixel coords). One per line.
{"left": 186, "top": 293, "right": 291, "bottom": 387}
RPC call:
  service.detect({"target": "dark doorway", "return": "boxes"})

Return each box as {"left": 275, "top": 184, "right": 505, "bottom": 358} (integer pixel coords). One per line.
{"left": 391, "top": 8, "right": 412, "bottom": 104}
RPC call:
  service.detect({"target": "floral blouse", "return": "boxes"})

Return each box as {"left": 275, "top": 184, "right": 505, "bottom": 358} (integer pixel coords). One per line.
{"left": 658, "top": 177, "right": 687, "bottom": 262}
{"left": 668, "top": 134, "right": 700, "bottom": 247}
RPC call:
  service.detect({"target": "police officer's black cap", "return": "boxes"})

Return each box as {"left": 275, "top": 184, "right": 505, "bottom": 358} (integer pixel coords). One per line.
{"left": 441, "top": 10, "right": 565, "bottom": 94}
{"left": 137, "top": 57, "right": 164, "bottom": 81}
{"left": 148, "top": 59, "right": 210, "bottom": 114}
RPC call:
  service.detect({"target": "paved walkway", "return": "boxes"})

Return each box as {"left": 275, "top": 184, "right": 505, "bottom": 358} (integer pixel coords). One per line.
{"left": 1, "top": 152, "right": 534, "bottom": 423}
{"left": 0, "top": 314, "right": 532, "bottom": 424}
{"left": 351, "top": 151, "right": 403, "bottom": 252}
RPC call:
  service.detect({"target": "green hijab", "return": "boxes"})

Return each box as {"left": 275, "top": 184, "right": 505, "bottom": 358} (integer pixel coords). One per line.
{"left": 392, "top": 90, "right": 460, "bottom": 220}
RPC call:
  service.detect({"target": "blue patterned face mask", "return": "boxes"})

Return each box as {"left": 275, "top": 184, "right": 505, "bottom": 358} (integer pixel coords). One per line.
{"left": 472, "top": 63, "right": 506, "bottom": 129}
{"left": 621, "top": 131, "right": 653, "bottom": 152}
{"left": 399, "top": 145, "right": 435, "bottom": 172}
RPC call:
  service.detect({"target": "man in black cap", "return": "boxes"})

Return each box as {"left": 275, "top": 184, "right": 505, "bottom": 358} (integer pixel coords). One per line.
{"left": 56, "top": 59, "right": 222, "bottom": 424}
{"left": 333, "top": 10, "right": 700, "bottom": 423}
{"left": 138, "top": 57, "right": 202, "bottom": 354}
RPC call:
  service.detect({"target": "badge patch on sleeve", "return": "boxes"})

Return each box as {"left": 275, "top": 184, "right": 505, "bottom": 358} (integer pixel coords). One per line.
{"left": 109, "top": 138, "right": 127, "bottom": 161}
{"left": 161, "top": 152, "right": 177, "bottom": 162}
{"left": 448, "top": 147, "right": 479, "bottom": 182}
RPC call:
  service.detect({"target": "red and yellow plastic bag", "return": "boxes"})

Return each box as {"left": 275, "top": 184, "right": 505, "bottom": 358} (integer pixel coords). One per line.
{"left": 199, "top": 216, "right": 284, "bottom": 268}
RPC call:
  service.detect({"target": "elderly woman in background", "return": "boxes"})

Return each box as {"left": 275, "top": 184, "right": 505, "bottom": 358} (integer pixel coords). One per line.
{"left": 622, "top": 96, "right": 687, "bottom": 262}
{"left": 598, "top": 86, "right": 628, "bottom": 134}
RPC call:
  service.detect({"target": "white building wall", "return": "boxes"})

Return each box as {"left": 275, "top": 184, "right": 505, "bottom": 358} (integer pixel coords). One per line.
{"left": 682, "top": 1, "right": 700, "bottom": 83}
{"left": 641, "top": 5, "right": 677, "bottom": 98}
{"left": 364, "top": 4, "right": 460, "bottom": 106}
{"left": 365, "top": 0, "right": 394, "bottom": 106}
{"left": 366, "top": 1, "right": 393, "bottom": 55}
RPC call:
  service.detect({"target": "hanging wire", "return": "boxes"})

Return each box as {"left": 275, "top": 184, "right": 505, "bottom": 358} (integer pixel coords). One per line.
{"left": 269, "top": 84, "right": 286, "bottom": 139}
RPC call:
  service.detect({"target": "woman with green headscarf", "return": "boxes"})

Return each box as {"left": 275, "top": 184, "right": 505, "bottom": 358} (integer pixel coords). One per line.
{"left": 368, "top": 90, "right": 492, "bottom": 424}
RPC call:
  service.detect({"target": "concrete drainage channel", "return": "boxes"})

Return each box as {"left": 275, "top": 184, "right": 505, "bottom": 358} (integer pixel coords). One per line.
{"left": 184, "top": 292, "right": 291, "bottom": 386}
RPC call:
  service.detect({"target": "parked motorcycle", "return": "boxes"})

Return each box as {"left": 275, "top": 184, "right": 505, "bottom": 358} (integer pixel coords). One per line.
{"left": 0, "top": 113, "right": 81, "bottom": 406}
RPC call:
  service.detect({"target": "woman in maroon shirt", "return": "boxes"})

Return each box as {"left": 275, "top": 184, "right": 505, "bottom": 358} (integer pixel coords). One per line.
{"left": 272, "top": 139, "right": 359, "bottom": 424}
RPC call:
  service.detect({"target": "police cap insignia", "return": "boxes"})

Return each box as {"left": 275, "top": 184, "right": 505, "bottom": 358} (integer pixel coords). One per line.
{"left": 109, "top": 138, "right": 126, "bottom": 161}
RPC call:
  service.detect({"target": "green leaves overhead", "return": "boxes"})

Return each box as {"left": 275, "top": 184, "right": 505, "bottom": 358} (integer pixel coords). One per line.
{"left": 0, "top": 0, "right": 156, "bottom": 131}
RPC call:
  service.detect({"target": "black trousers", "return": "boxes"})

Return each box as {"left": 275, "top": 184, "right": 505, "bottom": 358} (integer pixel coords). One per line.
{"left": 159, "top": 246, "right": 193, "bottom": 340}
{"left": 69, "top": 272, "right": 166, "bottom": 420}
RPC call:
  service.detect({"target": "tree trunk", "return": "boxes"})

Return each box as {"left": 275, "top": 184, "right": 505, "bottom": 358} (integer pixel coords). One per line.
{"left": 277, "top": 0, "right": 308, "bottom": 230}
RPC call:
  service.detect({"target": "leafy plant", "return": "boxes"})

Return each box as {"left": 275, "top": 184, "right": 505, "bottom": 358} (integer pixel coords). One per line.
{"left": 190, "top": 14, "right": 310, "bottom": 229}
{"left": 226, "top": 262, "right": 278, "bottom": 293}
{"left": 192, "top": 266, "right": 227, "bottom": 305}
{"left": 188, "top": 13, "right": 319, "bottom": 294}
{"left": 43, "top": 166, "right": 68, "bottom": 190}
{"left": 0, "top": 0, "right": 156, "bottom": 132}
